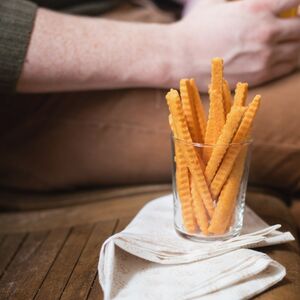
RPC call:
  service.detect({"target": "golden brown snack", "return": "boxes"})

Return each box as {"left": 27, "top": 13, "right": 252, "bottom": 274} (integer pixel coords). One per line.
{"left": 191, "top": 177, "right": 209, "bottom": 234}
{"left": 210, "top": 58, "right": 225, "bottom": 135}
{"left": 205, "top": 106, "right": 246, "bottom": 185}
{"left": 203, "top": 58, "right": 225, "bottom": 162}
{"left": 170, "top": 115, "right": 197, "bottom": 233}
{"left": 189, "top": 78, "right": 206, "bottom": 143}
{"left": 166, "top": 89, "right": 215, "bottom": 218}
{"left": 210, "top": 95, "right": 261, "bottom": 198}
{"left": 211, "top": 58, "right": 224, "bottom": 95}
{"left": 222, "top": 79, "right": 233, "bottom": 116}
{"left": 180, "top": 79, "right": 202, "bottom": 143}
{"left": 208, "top": 149, "right": 247, "bottom": 234}
{"left": 175, "top": 151, "right": 198, "bottom": 233}
{"left": 233, "top": 82, "right": 248, "bottom": 106}
{"left": 166, "top": 57, "right": 262, "bottom": 236}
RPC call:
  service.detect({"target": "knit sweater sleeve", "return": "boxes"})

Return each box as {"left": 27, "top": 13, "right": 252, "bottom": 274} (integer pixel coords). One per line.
{"left": 0, "top": 0, "right": 38, "bottom": 93}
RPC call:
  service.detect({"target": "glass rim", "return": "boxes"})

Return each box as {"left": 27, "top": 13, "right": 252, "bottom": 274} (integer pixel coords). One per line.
{"left": 172, "top": 135, "right": 253, "bottom": 147}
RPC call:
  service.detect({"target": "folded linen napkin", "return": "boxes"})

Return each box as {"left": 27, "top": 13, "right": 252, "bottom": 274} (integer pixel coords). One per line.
{"left": 98, "top": 194, "right": 294, "bottom": 300}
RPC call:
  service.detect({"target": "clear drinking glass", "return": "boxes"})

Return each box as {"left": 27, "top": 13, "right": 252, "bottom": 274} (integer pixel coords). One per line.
{"left": 172, "top": 136, "right": 252, "bottom": 241}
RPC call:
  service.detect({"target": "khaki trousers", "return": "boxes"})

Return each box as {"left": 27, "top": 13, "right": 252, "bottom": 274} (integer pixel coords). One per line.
{"left": 0, "top": 1, "right": 299, "bottom": 195}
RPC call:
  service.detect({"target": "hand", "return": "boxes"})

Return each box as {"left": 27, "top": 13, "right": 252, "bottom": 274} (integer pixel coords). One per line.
{"left": 169, "top": 0, "right": 300, "bottom": 89}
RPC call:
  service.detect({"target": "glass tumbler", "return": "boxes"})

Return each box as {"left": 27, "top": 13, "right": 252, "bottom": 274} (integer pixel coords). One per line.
{"left": 172, "top": 136, "right": 252, "bottom": 241}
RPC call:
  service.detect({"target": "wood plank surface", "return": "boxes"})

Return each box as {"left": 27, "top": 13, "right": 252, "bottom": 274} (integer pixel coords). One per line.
{"left": 87, "top": 277, "right": 103, "bottom": 300}
{"left": 34, "top": 224, "right": 94, "bottom": 300}
{"left": 0, "top": 229, "right": 69, "bottom": 300}
{"left": 0, "top": 186, "right": 299, "bottom": 300}
{"left": 0, "top": 190, "right": 170, "bottom": 234}
{"left": 60, "top": 220, "right": 116, "bottom": 300}
{"left": 0, "top": 233, "right": 27, "bottom": 280}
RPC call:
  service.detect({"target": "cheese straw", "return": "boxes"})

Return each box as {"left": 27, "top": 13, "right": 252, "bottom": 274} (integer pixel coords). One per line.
{"left": 189, "top": 78, "right": 206, "bottom": 143}
{"left": 166, "top": 89, "right": 215, "bottom": 219}
{"left": 180, "top": 79, "right": 202, "bottom": 143}
{"left": 191, "top": 177, "right": 209, "bottom": 234}
{"left": 205, "top": 106, "right": 246, "bottom": 185}
{"left": 233, "top": 82, "right": 248, "bottom": 106}
{"left": 222, "top": 80, "right": 233, "bottom": 116}
{"left": 166, "top": 57, "right": 261, "bottom": 236}
{"left": 169, "top": 115, "right": 197, "bottom": 233}
{"left": 208, "top": 149, "right": 247, "bottom": 234}
{"left": 203, "top": 58, "right": 225, "bottom": 163}
{"left": 210, "top": 95, "right": 261, "bottom": 198}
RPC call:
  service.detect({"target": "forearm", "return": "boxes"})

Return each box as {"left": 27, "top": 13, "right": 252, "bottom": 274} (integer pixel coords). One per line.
{"left": 17, "top": 8, "right": 176, "bottom": 93}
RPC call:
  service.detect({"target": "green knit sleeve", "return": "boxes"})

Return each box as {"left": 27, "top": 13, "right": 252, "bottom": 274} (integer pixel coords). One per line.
{"left": 0, "top": 0, "right": 38, "bottom": 93}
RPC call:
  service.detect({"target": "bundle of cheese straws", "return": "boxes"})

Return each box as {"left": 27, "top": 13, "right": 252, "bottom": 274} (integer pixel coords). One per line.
{"left": 166, "top": 58, "right": 261, "bottom": 236}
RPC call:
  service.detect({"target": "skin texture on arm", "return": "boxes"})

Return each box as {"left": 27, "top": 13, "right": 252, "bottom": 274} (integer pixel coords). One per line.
{"left": 17, "top": 8, "right": 177, "bottom": 92}
{"left": 18, "top": 0, "right": 300, "bottom": 93}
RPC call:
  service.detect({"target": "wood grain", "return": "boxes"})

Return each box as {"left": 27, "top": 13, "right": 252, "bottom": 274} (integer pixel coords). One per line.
{"left": 60, "top": 220, "right": 116, "bottom": 300}
{"left": 34, "top": 225, "right": 94, "bottom": 300}
{"left": 0, "top": 230, "right": 69, "bottom": 299}
{"left": 0, "top": 190, "right": 170, "bottom": 234}
{"left": 0, "top": 185, "right": 299, "bottom": 300}
{"left": 0, "top": 233, "right": 26, "bottom": 280}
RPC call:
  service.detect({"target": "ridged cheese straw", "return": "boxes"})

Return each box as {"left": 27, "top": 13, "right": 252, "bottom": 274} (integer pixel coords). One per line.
{"left": 175, "top": 146, "right": 198, "bottom": 233}
{"left": 208, "top": 149, "right": 247, "bottom": 234}
{"left": 222, "top": 79, "right": 233, "bottom": 116}
{"left": 233, "top": 82, "right": 248, "bottom": 106}
{"left": 210, "top": 95, "right": 261, "bottom": 198}
{"left": 180, "top": 79, "right": 202, "bottom": 143}
{"left": 203, "top": 58, "right": 225, "bottom": 162}
{"left": 181, "top": 80, "right": 208, "bottom": 232}
{"left": 169, "top": 115, "right": 197, "bottom": 233}
{"left": 205, "top": 106, "right": 246, "bottom": 185}
{"left": 191, "top": 177, "right": 209, "bottom": 234}
{"left": 166, "top": 89, "right": 215, "bottom": 218}
{"left": 210, "top": 58, "right": 225, "bottom": 135}
{"left": 189, "top": 78, "right": 206, "bottom": 143}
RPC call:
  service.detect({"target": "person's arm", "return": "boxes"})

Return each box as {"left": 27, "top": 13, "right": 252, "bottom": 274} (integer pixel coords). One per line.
{"left": 15, "top": 0, "right": 300, "bottom": 93}
{"left": 17, "top": 8, "right": 178, "bottom": 92}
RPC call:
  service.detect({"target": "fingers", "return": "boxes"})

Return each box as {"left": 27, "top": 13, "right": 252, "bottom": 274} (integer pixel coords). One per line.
{"left": 276, "top": 18, "right": 300, "bottom": 42}
{"left": 264, "top": 0, "right": 300, "bottom": 14}
{"left": 273, "top": 41, "right": 300, "bottom": 63}
{"left": 247, "top": 0, "right": 300, "bottom": 15}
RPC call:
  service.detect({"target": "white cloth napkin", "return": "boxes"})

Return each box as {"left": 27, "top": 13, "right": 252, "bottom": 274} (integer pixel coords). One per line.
{"left": 98, "top": 194, "right": 295, "bottom": 300}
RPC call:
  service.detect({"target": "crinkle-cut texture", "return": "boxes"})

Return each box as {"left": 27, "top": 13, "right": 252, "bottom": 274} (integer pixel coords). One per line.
{"left": 203, "top": 58, "right": 225, "bottom": 162}
{"left": 175, "top": 143, "right": 197, "bottom": 233}
{"left": 222, "top": 79, "right": 233, "bottom": 116}
{"left": 211, "top": 96, "right": 261, "bottom": 197}
{"left": 210, "top": 58, "right": 225, "bottom": 137}
{"left": 180, "top": 79, "right": 202, "bottom": 143}
{"left": 166, "top": 89, "right": 214, "bottom": 218}
{"left": 190, "top": 78, "right": 206, "bottom": 143}
{"left": 205, "top": 106, "right": 246, "bottom": 184}
{"left": 190, "top": 177, "right": 209, "bottom": 234}
{"left": 169, "top": 114, "right": 197, "bottom": 233}
{"left": 209, "top": 150, "right": 247, "bottom": 234}
{"left": 233, "top": 82, "right": 248, "bottom": 106}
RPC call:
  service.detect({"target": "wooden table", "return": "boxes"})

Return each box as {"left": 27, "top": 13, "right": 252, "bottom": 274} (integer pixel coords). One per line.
{"left": 0, "top": 185, "right": 299, "bottom": 300}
